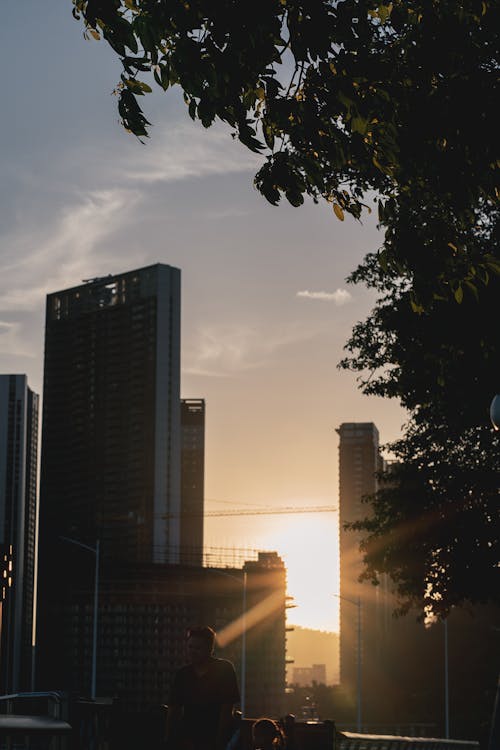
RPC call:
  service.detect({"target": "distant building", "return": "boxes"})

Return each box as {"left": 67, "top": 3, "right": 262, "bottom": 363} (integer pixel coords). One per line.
{"left": 180, "top": 399, "right": 205, "bottom": 566}
{"left": 292, "top": 664, "right": 327, "bottom": 687}
{"left": 39, "top": 264, "right": 181, "bottom": 565}
{"left": 37, "top": 264, "right": 182, "bottom": 690}
{"left": 336, "top": 423, "right": 500, "bottom": 743}
{"left": 286, "top": 626, "right": 339, "bottom": 686}
{"left": 243, "top": 552, "right": 287, "bottom": 718}
{"left": 0, "top": 374, "right": 39, "bottom": 692}
{"left": 336, "top": 422, "right": 384, "bottom": 716}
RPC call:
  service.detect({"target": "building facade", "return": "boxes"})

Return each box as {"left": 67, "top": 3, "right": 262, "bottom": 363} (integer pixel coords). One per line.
{"left": 40, "top": 552, "right": 287, "bottom": 718}
{"left": 0, "top": 374, "right": 39, "bottom": 693}
{"left": 242, "top": 552, "right": 287, "bottom": 718}
{"left": 336, "top": 422, "right": 385, "bottom": 722}
{"left": 180, "top": 399, "right": 205, "bottom": 566}
{"left": 292, "top": 664, "right": 327, "bottom": 687}
{"left": 37, "top": 265, "right": 182, "bottom": 689}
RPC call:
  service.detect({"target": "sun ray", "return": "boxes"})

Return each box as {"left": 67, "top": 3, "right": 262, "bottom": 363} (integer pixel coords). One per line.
{"left": 217, "top": 590, "right": 284, "bottom": 647}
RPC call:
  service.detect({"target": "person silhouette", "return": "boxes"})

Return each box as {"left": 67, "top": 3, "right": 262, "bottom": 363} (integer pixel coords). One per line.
{"left": 252, "top": 718, "right": 286, "bottom": 750}
{"left": 166, "top": 626, "right": 240, "bottom": 750}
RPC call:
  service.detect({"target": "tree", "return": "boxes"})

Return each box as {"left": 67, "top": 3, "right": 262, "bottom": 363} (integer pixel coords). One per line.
{"left": 72, "top": 0, "right": 500, "bottom": 303}
{"left": 339, "top": 213, "right": 500, "bottom": 618}
{"left": 71, "top": 0, "right": 500, "bottom": 615}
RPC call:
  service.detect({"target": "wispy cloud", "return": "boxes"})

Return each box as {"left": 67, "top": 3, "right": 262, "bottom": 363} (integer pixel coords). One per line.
{"left": 183, "top": 322, "right": 316, "bottom": 377}
{"left": 296, "top": 288, "right": 352, "bottom": 305}
{"left": 120, "top": 124, "right": 260, "bottom": 185}
{"left": 0, "top": 188, "right": 142, "bottom": 314}
{"left": 0, "top": 321, "right": 34, "bottom": 358}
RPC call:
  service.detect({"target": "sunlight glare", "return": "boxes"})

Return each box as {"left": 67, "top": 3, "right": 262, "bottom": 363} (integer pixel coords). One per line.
{"left": 257, "top": 513, "right": 340, "bottom": 633}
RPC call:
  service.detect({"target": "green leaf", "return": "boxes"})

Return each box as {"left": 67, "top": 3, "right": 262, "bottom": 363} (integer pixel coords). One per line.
{"left": 464, "top": 280, "right": 479, "bottom": 301}
{"left": 286, "top": 190, "right": 304, "bottom": 207}
{"left": 351, "top": 116, "right": 369, "bottom": 135}
{"left": 188, "top": 98, "right": 197, "bottom": 120}
{"left": 124, "top": 77, "right": 152, "bottom": 95}
{"left": 378, "top": 250, "right": 389, "bottom": 272}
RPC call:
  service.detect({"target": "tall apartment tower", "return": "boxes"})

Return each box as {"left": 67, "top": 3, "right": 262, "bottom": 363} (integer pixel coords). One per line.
{"left": 0, "top": 374, "right": 39, "bottom": 693}
{"left": 336, "top": 422, "right": 381, "bottom": 720}
{"left": 37, "top": 265, "right": 181, "bottom": 690}
{"left": 39, "top": 264, "right": 181, "bottom": 565}
{"left": 180, "top": 399, "right": 205, "bottom": 565}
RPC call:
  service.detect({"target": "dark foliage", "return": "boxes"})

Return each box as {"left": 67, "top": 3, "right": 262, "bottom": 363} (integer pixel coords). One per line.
{"left": 72, "top": 0, "right": 500, "bottom": 302}
{"left": 340, "top": 214, "right": 500, "bottom": 617}
{"left": 71, "top": 0, "right": 500, "bottom": 615}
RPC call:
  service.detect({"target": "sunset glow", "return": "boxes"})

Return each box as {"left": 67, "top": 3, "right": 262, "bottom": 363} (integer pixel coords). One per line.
{"left": 206, "top": 508, "right": 340, "bottom": 633}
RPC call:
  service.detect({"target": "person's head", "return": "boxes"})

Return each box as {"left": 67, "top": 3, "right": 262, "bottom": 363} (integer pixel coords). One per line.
{"left": 252, "top": 718, "right": 284, "bottom": 750}
{"left": 186, "top": 625, "right": 216, "bottom": 666}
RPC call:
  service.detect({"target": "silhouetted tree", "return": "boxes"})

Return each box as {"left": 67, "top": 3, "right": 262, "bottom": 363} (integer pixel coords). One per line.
{"left": 72, "top": 0, "right": 500, "bottom": 302}
{"left": 340, "top": 211, "right": 500, "bottom": 617}
{"left": 72, "top": 0, "right": 500, "bottom": 614}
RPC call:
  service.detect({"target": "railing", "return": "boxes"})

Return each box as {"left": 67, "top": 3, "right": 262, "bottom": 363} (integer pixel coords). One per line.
{"left": 337, "top": 730, "right": 480, "bottom": 750}
{"left": 0, "top": 691, "right": 66, "bottom": 718}
{"left": 233, "top": 716, "right": 480, "bottom": 750}
{"left": 0, "top": 692, "right": 71, "bottom": 750}
{"left": 0, "top": 695, "right": 481, "bottom": 750}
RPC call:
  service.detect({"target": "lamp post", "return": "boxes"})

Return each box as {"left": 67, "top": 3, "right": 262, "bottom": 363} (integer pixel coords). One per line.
{"left": 60, "top": 536, "right": 100, "bottom": 700}
{"left": 333, "top": 593, "right": 362, "bottom": 732}
{"left": 444, "top": 618, "right": 449, "bottom": 739}
{"left": 241, "top": 570, "right": 247, "bottom": 718}
{"left": 488, "top": 397, "right": 500, "bottom": 750}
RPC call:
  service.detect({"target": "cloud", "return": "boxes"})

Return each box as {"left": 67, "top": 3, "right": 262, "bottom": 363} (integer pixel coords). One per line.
{"left": 119, "top": 124, "right": 261, "bottom": 185}
{"left": 183, "top": 322, "right": 316, "bottom": 377}
{"left": 0, "top": 188, "right": 142, "bottom": 314}
{"left": 296, "top": 288, "right": 352, "bottom": 305}
{"left": 0, "top": 320, "right": 34, "bottom": 358}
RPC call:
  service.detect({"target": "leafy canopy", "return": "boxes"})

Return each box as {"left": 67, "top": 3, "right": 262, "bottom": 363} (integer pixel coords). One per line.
{"left": 340, "top": 211, "right": 500, "bottom": 617}
{"left": 72, "top": 0, "right": 500, "bottom": 303}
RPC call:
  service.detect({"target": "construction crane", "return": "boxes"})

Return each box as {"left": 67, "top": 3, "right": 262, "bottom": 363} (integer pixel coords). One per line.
{"left": 204, "top": 505, "right": 337, "bottom": 517}
{"left": 155, "top": 505, "right": 337, "bottom": 519}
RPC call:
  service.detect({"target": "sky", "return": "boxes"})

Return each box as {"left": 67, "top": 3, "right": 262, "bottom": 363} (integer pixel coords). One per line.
{"left": 0, "top": 3, "right": 407, "bottom": 635}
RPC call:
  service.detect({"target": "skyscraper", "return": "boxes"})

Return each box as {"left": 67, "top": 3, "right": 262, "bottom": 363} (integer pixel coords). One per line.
{"left": 336, "top": 422, "right": 381, "bottom": 721}
{"left": 37, "top": 264, "right": 181, "bottom": 690}
{"left": 39, "top": 264, "right": 181, "bottom": 565}
{"left": 0, "top": 374, "right": 39, "bottom": 693}
{"left": 180, "top": 399, "right": 205, "bottom": 566}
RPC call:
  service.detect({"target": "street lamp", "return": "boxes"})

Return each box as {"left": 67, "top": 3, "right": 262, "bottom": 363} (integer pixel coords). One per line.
{"left": 333, "top": 593, "right": 362, "bottom": 732}
{"left": 487, "top": 397, "right": 500, "bottom": 750}
{"left": 60, "top": 536, "right": 100, "bottom": 700}
{"left": 241, "top": 570, "right": 247, "bottom": 718}
{"left": 444, "top": 618, "right": 449, "bottom": 739}
{"left": 490, "top": 395, "right": 500, "bottom": 430}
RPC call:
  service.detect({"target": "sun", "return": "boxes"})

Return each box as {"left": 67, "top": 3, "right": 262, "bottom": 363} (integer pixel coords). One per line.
{"left": 257, "top": 513, "right": 340, "bottom": 633}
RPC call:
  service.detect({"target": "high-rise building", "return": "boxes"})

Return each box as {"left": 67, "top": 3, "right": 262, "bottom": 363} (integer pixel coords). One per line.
{"left": 37, "top": 264, "right": 181, "bottom": 689}
{"left": 336, "top": 422, "right": 383, "bottom": 720}
{"left": 336, "top": 423, "right": 500, "bottom": 741}
{"left": 0, "top": 374, "right": 39, "bottom": 693}
{"left": 180, "top": 399, "right": 205, "bottom": 565}
{"left": 39, "top": 264, "right": 181, "bottom": 565}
